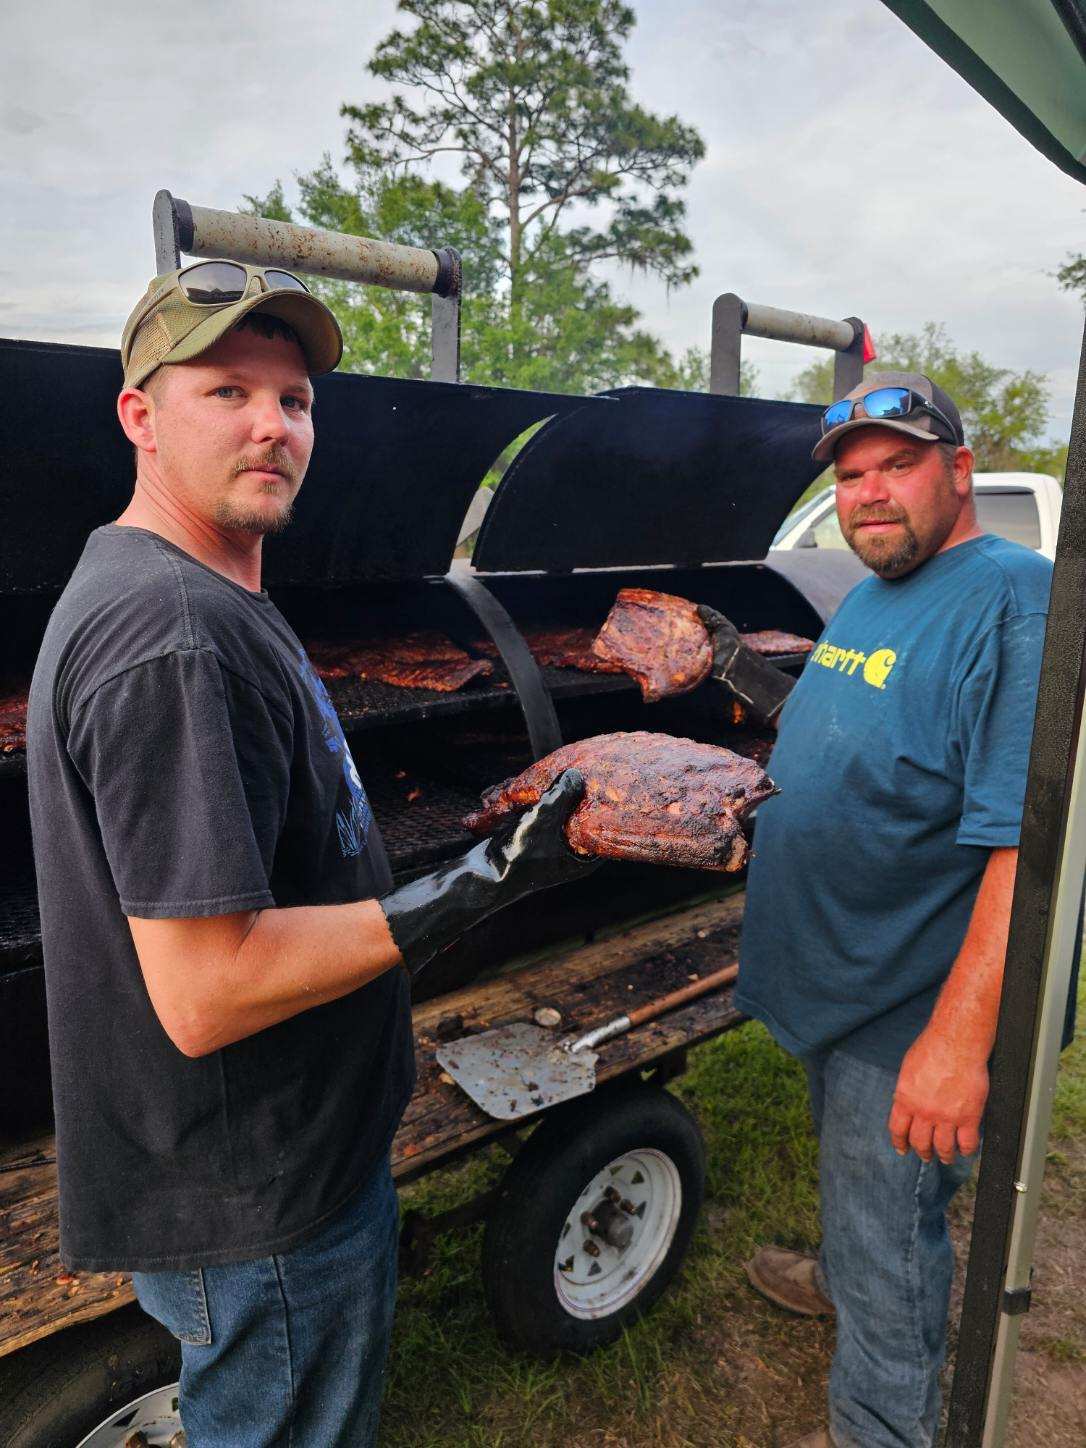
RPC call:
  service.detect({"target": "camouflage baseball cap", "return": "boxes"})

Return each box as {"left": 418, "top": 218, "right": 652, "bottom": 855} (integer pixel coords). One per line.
{"left": 120, "top": 259, "right": 343, "bottom": 389}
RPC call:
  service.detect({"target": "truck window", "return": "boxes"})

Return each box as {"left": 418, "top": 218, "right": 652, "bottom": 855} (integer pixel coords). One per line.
{"left": 797, "top": 509, "right": 849, "bottom": 550}
{"left": 974, "top": 491, "right": 1042, "bottom": 550}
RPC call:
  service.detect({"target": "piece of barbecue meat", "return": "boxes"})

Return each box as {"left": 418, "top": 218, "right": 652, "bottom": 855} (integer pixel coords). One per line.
{"left": 463, "top": 730, "right": 776, "bottom": 872}
{"left": 474, "top": 626, "right": 623, "bottom": 674}
{"left": 741, "top": 629, "right": 814, "bottom": 656}
{"left": 307, "top": 633, "right": 493, "bottom": 693}
{"left": 0, "top": 689, "right": 29, "bottom": 754}
{"left": 591, "top": 588, "right": 713, "bottom": 702}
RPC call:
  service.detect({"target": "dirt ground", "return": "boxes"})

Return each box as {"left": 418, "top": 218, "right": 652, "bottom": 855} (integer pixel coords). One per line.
{"left": 673, "top": 1159, "right": 1086, "bottom": 1448}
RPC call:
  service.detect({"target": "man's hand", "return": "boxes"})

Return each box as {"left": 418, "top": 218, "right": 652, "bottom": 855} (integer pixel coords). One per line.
{"left": 696, "top": 604, "right": 794, "bottom": 726}
{"left": 888, "top": 1025, "right": 989, "bottom": 1164}
{"left": 886, "top": 847, "right": 1017, "bottom": 1165}
{"left": 382, "top": 768, "right": 599, "bottom": 979}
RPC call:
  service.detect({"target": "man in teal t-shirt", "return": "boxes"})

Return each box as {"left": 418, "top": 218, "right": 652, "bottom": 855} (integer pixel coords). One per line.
{"left": 717, "top": 373, "right": 1052, "bottom": 1448}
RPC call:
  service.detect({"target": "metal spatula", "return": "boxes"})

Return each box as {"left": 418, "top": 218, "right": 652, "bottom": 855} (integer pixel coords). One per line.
{"left": 435, "top": 964, "right": 738, "bottom": 1120}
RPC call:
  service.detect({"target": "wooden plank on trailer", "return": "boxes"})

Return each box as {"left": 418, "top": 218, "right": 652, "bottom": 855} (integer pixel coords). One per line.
{"left": 0, "top": 892, "right": 746, "bottom": 1357}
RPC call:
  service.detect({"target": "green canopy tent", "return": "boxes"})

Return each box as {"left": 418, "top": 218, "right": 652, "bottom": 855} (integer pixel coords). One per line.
{"left": 882, "top": 1, "right": 1086, "bottom": 184}
{"left": 876, "top": 4, "right": 1086, "bottom": 1443}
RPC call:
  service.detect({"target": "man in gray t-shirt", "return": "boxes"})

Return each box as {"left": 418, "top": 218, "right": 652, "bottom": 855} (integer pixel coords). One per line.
{"left": 29, "top": 262, "right": 594, "bottom": 1446}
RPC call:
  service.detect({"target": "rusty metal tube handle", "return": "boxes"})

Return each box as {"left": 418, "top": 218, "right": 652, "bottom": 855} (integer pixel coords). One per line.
{"left": 152, "top": 190, "right": 459, "bottom": 296}
{"left": 568, "top": 963, "right": 739, "bottom": 1053}
{"left": 741, "top": 302, "right": 856, "bottom": 352}
{"left": 710, "top": 290, "right": 868, "bottom": 398}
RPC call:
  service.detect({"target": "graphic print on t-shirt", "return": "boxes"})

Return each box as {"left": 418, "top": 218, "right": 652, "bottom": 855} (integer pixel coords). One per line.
{"left": 809, "top": 639, "right": 898, "bottom": 690}
{"left": 295, "top": 648, "right": 373, "bottom": 857}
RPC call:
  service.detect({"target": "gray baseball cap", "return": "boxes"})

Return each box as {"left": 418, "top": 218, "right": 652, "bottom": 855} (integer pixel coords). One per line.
{"left": 813, "top": 371, "right": 965, "bottom": 462}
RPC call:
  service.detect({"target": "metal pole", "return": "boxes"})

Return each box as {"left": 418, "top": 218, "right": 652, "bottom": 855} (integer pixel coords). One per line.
{"left": 709, "top": 293, "right": 866, "bottom": 397}
{"left": 833, "top": 316, "right": 866, "bottom": 397}
{"left": 430, "top": 248, "right": 463, "bottom": 384}
{"left": 165, "top": 194, "right": 446, "bottom": 292}
{"left": 946, "top": 313, "right": 1086, "bottom": 1443}
{"left": 152, "top": 191, "right": 464, "bottom": 383}
{"left": 709, "top": 293, "right": 746, "bottom": 395}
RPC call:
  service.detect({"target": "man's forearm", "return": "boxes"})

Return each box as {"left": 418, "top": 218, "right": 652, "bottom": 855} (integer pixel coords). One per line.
{"left": 131, "top": 772, "right": 592, "bottom": 1058}
{"left": 131, "top": 899, "right": 402, "bottom": 1058}
{"left": 888, "top": 846, "right": 1018, "bottom": 1161}
{"left": 926, "top": 845, "right": 1018, "bottom": 1056}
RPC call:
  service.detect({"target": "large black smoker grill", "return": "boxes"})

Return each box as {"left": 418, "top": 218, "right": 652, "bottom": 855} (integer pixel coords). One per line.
{"left": 0, "top": 201, "right": 875, "bottom": 1438}
{"left": 0, "top": 242, "right": 863, "bottom": 1132}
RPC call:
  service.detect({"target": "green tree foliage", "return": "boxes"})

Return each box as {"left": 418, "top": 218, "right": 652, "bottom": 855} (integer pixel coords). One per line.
{"left": 347, "top": 0, "right": 703, "bottom": 298}
{"left": 1055, "top": 251, "right": 1086, "bottom": 306}
{"left": 243, "top": 1, "right": 742, "bottom": 396}
{"left": 788, "top": 323, "right": 1065, "bottom": 477}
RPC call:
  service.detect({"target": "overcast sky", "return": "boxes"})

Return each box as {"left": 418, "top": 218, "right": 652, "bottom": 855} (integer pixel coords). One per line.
{"left": 3, "top": 0, "right": 1083, "bottom": 441}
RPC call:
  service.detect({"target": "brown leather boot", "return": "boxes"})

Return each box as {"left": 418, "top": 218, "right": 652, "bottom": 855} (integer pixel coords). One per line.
{"left": 744, "top": 1246, "right": 835, "bottom": 1317}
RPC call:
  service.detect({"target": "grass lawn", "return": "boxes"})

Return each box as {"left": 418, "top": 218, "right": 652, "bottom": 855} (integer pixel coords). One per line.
{"left": 382, "top": 978, "right": 1086, "bottom": 1447}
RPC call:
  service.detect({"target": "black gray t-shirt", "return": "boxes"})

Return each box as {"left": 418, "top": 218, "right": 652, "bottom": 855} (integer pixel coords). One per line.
{"left": 27, "top": 525, "right": 415, "bottom": 1272}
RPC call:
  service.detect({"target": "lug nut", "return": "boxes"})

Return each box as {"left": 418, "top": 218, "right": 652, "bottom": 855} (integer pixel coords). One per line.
{"left": 620, "top": 1198, "right": 636, "bottom": 1214}
{"left": 580, "top": 1211, "right": 599, "bottom": 1231}
{"left": 583, "top": 1239, "right": 601, "bottom": 1257}
{"left": 604, "top": 1185, "right": 620, "bottom": 1203}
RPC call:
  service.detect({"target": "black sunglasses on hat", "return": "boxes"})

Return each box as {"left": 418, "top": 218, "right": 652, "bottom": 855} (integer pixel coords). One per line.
{"left": 177, "top": 260, "right": 310, "bottom": 305}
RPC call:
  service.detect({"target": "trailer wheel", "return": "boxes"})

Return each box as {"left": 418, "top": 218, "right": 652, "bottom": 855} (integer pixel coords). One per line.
{"left": 0, "top": 1306, "right": 182, "bottom": 1447}
{"left": 482, "top": 1085, "right": 705, "bottom": 1354}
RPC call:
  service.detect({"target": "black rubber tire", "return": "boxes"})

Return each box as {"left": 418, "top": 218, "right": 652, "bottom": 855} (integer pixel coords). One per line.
{"left": 482, "top": 1084, "right": 705, "bottom": 1354}
{"left": 0, "top": 1305, "right": 181, "bottom": 1447}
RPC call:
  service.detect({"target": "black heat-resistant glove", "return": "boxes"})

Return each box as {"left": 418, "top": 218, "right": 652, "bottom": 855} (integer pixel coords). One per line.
{"left": 380, "top": 769, "right": 599, "bottom": 979}
{"left": 696, "top": 604, "right": 795, "bottom": 725}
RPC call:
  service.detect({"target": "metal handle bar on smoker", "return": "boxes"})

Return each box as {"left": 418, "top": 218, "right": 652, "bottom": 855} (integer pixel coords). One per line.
{"left": 152, "top": 189, "right": 463, "bottom": 380}
{"left": 709, "top": 291, "right": 873, "bottom": 399}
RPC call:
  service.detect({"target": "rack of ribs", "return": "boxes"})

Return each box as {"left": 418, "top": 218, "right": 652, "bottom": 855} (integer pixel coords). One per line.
{"left": 0, "top": 688, "right": 28, "bottom": 754}
{"left": 464, "top": 730, "right": 777, "bottom": 872}
{"left": 306, "top": 632, "right": 493, "bottom": 693}
{"left": 591, "top": 588, "right": 713, "bottom": 701}
{"left": 474, "top": 626, "right": 623, "bottom": 674}
{"left": 741, "top": 629, "right": 814, "bottom": 656}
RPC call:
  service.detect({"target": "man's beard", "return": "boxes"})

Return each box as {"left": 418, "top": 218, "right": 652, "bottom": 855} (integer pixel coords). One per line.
{"left": 213, "top": 449, "right": 297, "bottom": 535}
{"left": 845, "top": 507, "right": 920, "bottom": 578}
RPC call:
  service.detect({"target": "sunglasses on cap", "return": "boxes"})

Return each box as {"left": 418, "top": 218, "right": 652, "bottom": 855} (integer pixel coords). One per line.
{"left": 176, "top": 259, "right": 311, "bottom": 305}
{"left": 821, "top": 386, "right": 958, "bottom": 442}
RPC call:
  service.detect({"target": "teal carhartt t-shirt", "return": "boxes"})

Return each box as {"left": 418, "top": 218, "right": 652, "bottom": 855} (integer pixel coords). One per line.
{"left": 736, "top": 533, "right": 1052, "bottom": 1069}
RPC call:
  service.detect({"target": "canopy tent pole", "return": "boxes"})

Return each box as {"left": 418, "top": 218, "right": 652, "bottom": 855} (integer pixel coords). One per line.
{"left": 946, "top": 316, "right": 1086, "bottom": 1443}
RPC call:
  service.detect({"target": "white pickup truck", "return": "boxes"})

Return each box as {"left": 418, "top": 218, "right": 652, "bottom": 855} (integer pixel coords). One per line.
{"left": 772, "top": 472, "right": 1063, "bottom": 560}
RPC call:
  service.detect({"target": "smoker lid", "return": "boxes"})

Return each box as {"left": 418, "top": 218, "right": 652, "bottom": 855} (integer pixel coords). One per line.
{"left": 472, "top": 386, "right": 826, "bottom": 572}
{"left": 264, "top": 371, "right": 593, "bottom": 585}
{"left": 0, "top": 337, "right": 592, "bottom": 593}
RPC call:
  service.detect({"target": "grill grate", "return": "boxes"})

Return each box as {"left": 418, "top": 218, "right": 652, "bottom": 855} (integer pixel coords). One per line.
{"left": 0, "top": 871, "right": 43, "bottom": 969}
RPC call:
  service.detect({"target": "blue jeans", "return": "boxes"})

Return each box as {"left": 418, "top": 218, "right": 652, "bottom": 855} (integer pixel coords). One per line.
{"left": 805, "top": 1050, "right": 975, "bottom": 1448}
{"left": 133, "top": 1155, "right": 398, "bottom": 1448}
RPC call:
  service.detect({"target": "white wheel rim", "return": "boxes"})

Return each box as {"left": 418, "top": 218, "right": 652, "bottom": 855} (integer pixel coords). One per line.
{"left": 75, "top": 1382, "right": 182, "bottom": 1447}
{"left": 553, "top": 1148, "right": 682, "bottom": 1320}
